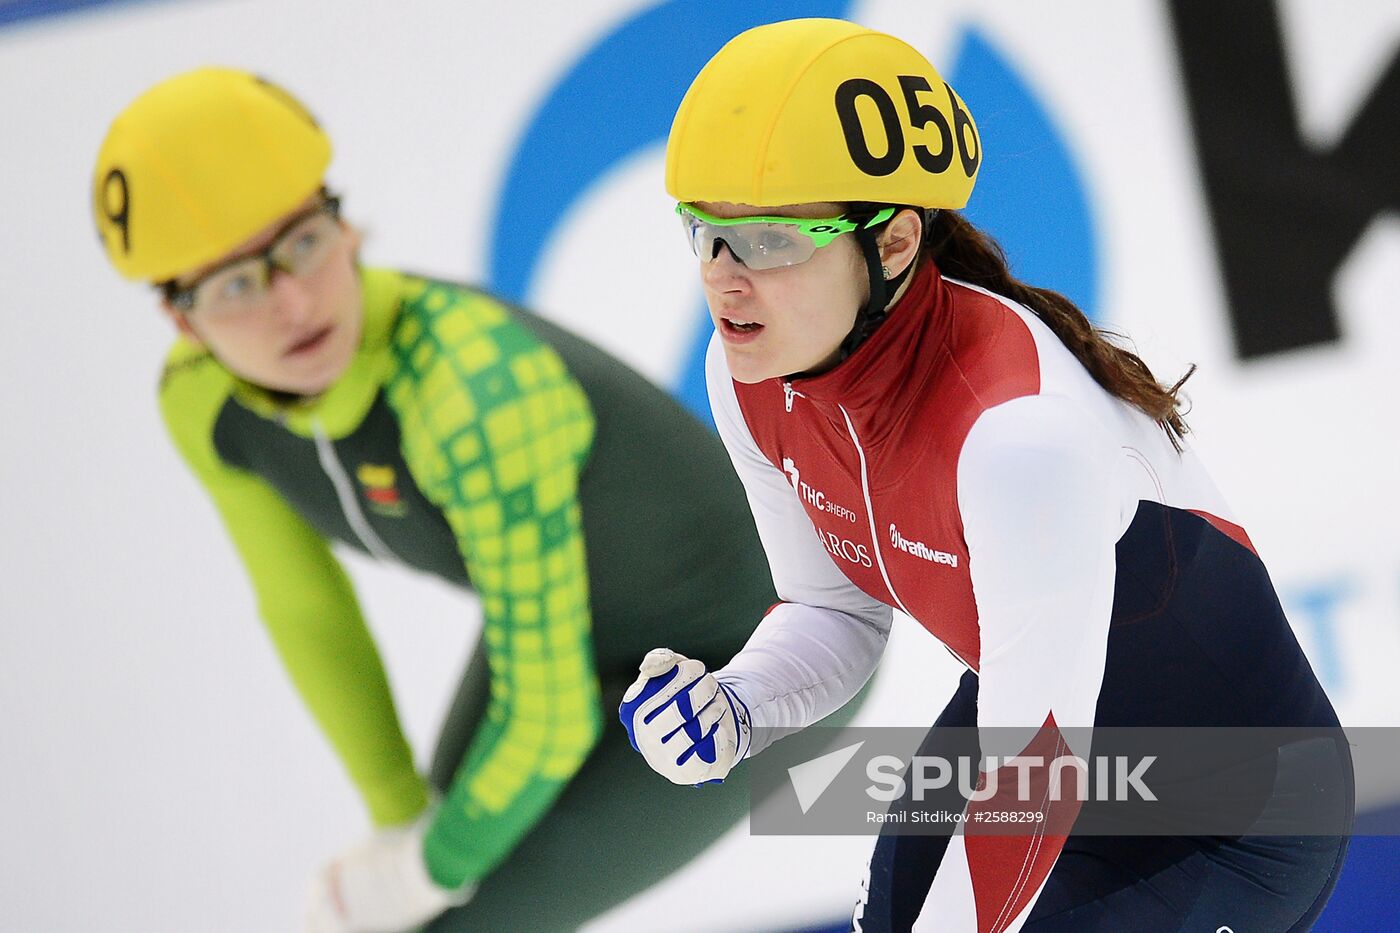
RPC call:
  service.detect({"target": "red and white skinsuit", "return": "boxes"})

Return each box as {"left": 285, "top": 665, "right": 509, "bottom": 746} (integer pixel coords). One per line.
{"left": 709, "top": 258, "right": 1253, "bottom": 932}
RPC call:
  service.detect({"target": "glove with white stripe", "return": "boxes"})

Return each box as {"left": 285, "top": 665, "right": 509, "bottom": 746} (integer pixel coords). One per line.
{"left": 618, "top": 648, "right": 752, "bottom": 785}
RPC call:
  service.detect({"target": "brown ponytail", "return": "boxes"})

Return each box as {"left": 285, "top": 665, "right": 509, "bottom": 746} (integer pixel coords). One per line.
{"left": 925, "top": 210, "right": 1194, "bottom": 448}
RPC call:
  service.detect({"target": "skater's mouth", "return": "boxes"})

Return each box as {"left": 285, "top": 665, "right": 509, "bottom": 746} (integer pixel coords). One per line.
{"left": 720, "top": 317, "right": 765, "bottom": 344}
{"left": 285, "top": 325, "right": 334, "bottom": 357}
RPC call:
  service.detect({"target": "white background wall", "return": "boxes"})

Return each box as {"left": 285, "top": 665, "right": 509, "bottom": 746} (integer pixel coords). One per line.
{"left": 1, "top": 1, "right": 1397, "bottom": 930}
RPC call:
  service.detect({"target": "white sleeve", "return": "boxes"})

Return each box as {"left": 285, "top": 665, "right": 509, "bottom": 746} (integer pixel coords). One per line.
{"left": 916, "top": 394, "right": 1120, "bottom": 933}
{"left": 959, "top": 394, "right": 1119, "bottom": 739}
{"left": 703, "top": 336, "right": 893, "bottom": 756}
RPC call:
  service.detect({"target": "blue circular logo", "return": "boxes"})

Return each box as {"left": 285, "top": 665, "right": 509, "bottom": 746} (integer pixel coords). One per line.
{"left": 488, "top": 1, "right": 1097, "bottom": 422}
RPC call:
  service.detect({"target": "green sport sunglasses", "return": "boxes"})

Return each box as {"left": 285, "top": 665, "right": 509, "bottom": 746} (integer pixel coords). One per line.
{"left": 676, "top": 202, "right": 895, "bottom": 270}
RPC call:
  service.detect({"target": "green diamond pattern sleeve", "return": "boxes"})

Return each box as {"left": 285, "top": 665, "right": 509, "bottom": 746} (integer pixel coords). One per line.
{"left": 385, "top": 279, "right": 603, "bottom": 890}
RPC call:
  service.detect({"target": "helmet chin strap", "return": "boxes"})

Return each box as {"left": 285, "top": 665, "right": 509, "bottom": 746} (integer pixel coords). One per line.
{"left": 784, "top": 207, "right": 934, "bottom": 379}
{"left": 835, "top": 223, "right": 916, "bottom": 363}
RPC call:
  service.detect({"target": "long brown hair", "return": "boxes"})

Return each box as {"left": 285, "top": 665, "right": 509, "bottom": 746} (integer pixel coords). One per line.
{"left": 924, "top": 210, "right": 1194, "bottom": 448}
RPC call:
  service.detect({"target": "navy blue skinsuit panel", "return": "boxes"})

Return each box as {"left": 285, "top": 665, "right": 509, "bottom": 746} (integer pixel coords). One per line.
{"left": 859, "top": 503, "right": 1354, "bottom": 933}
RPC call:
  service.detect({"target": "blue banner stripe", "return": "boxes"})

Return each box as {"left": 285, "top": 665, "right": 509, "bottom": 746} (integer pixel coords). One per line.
{"left": 0, "top": 0, "right": 160, "bottom": 29}
{"left": 488, "top": 0, "right": 853, "bottom": 305}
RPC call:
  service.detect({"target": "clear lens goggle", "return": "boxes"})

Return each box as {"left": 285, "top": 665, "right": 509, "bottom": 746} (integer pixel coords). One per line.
{"left": 165, "top": 194, "right": 343, "bottom": 316}
{"left": 676, "top": 202, "right": 895, "bottom": 271}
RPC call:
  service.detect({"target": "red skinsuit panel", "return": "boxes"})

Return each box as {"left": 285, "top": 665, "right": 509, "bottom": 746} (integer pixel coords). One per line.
{"left": 733, "top": 263, "right": 1041, "bottom": 671}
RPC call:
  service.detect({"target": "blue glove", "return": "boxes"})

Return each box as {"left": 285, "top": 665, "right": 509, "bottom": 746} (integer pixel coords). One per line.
{"left": 618, "top": 648, "right": 752, "bottom": 785}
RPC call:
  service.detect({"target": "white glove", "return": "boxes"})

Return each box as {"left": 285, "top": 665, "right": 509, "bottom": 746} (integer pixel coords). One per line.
{"left": 303, "top": 804, "right": 474, "bottom": 933}
{"left": 618, "top": 648, "right": 752, "bottom": 785}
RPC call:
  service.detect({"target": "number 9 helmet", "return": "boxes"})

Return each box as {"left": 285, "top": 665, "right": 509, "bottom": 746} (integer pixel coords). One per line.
{"left": 92, "top": 67, "right": 332, "bottom": 282}
{"left": 665, "top": 17, "right": 980, "bottom": 210}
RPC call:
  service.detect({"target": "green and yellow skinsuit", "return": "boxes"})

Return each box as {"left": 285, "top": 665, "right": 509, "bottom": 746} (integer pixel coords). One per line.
{"left": 159, "top": 268, "right": 780, "bottom": 928}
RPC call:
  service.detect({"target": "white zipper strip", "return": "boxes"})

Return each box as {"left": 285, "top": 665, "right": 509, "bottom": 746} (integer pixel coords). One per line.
{"left": 312, "top": 420, "right": 398, "bottom": 564}
{"left": 838, "top": 405, "right": 913, "bottom": 618}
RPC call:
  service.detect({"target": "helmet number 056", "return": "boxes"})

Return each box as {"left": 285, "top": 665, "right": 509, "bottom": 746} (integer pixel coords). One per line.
{"left": 834, "top": 76, "right": 980, "bottom": 180}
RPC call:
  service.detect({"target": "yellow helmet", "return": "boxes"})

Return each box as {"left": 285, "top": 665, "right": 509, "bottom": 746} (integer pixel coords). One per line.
{"left": 93, "top": 67, "right": 332, "bottom": 282}
{"left": 666, "top": 18, "right": 980, "bottom": 209}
